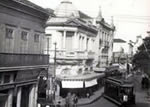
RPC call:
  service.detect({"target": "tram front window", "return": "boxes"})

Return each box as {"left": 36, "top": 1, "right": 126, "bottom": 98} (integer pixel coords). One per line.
{"left": 120, "top": 87, "right": 133, "bottom": 95}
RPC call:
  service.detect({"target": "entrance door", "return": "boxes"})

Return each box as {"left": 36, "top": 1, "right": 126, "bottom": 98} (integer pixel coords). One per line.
{"left": 21, "top": 86, "right": 30, "bottom": 107}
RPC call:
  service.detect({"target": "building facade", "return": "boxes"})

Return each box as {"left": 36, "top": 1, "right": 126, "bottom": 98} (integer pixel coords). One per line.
{"left": 45, "top": 0, "right": 115, "bottom": 97}
{"left": 112, "top": 38, "right": 135, "bottom": 64}
{"left": 95, "top": 8, "right": 115, "bottom": 67}
{"left": 45, "top": 0, "right": 98, "bottom": 76}
{"left": 0, "top": 0, "right": 51, "bottom": 107}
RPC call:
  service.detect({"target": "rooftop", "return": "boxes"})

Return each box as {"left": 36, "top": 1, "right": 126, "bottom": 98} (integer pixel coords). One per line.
{"left": 54, "top": 0, "right": 92, "bottom": 19}
{"left": 12, "top": 0, "right": 51, "bottom": 15}
{"left": 114, "top": 38, "right": 126, "bottom": 43}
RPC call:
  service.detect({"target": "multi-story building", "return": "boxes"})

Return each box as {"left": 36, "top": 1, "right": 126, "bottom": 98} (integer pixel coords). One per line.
{"left": 112, "top": 38, "right": 135, "bottom": 64}
{"left": 95, "top": 8, "right": 115, "bottom": 67}
{"left": 0, "top": 0, "right": 51, "bottom": 107}
{"left": 45, "top": 0, "right": 115, "bottom": 97}
{"left": 112, "top": 38, "right": 127, "bottom": 63}
{"left": 133, "top": 35, "right": 143, "bottom": 54}
{"left": 45, "top": 0, "right": 98, "bottom": 76}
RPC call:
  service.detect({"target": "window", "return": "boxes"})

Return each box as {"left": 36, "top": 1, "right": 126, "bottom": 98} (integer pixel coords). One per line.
{"left": 4, "top": 74, "right": 10, "bottom": 83}
{"left": 6, "top": 28, "right": 13, "bottom": 39}
{"left": 66, "top": 31, "right": 74, "bottom": 51}
{"left": 34, "top": 34, "right": 40, "bottom": 42}
{"left": 0, "top": 74, "right": 2, "bottom": 84}
{"left": 21, "top": 31, "right": 28, "bottom": 41}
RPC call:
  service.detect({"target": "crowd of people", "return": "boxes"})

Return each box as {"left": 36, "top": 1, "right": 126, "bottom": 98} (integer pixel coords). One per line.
{"left": 65, "top": 93, "right": 78, "bottom": 107}
{"left": 141, "top": 74, "right": 150, "bottom": 89}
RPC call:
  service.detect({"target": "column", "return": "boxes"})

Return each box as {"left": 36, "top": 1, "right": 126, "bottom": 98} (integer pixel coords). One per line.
{"left": 17, "top": 87, "right": 22, "bottom": 107}
{"left": 79, "top": 36, "right": 81, "bottom": 51}
{"left": 5, "top": 74, "right": 14, "bottom": 107}
{"left": 33, "top": 85, "right": 38, "bottom": 107}
{"left": 73, "top": 31, "right": 77, "bottom": 50}
{"left": 84, "top": 36, "right": 87, "bottom": 51}
{"left": 28, "top": 85, "right": 35, "bottom": 107}
{"left": 63, "top": 31, "right": 66, "bottom": 49}
{"left": 5, "top": 90, "right": 13, "bottom": 107}
{"left": 81, "top": 37, "right": 84, "bottom": 51}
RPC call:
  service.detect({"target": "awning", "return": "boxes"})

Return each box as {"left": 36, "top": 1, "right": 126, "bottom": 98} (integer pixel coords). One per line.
{"left": 0, "top": 84, "right": 14, "bottom": 91}
{"left": 0, "top": 93, "right": 8, "bottom": 101}
{"left": 94, "top": 67, "right": 106, "bottom": 73}
{"left": 57, "top": 60, "right": 78, "bottom": 65}
{"left": 15, "top": 69, "right": 43, "bottom": 82}
{"left": 58, "top": 73, "right": 105, "bottom": 81}
{"left": 62, "top": 80, "right": 84, "bottom": 88}
{"left": 85, "top": 79, "right": 97, "bottom": 87}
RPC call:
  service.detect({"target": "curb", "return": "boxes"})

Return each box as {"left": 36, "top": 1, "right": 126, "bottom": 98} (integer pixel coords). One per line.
{"left": 77, "top": 93, "right": 104, "bottom": 106}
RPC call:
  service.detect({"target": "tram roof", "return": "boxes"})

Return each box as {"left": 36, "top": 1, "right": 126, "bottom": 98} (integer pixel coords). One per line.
{"left": 106, "top": 76, "right": 133, "bottom": 87}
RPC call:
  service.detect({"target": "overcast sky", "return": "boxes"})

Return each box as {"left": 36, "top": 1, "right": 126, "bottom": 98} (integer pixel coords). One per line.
{"left": 29, "top": 0, "right": 150, "bottom": 42}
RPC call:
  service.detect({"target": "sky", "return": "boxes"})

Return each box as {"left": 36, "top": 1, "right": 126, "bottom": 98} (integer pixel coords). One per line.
{"left": 29, "top": 0, "right": 150, "bottom": 42}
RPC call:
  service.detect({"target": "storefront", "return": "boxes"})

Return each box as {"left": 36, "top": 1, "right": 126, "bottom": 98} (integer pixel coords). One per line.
{"left": 57, "top": 73, "right": 105, "bottom": 98}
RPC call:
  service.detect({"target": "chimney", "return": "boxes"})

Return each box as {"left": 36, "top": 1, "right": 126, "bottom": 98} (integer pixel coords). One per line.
{"left": 147, "top": 31, "right": 150, "bottom": 36}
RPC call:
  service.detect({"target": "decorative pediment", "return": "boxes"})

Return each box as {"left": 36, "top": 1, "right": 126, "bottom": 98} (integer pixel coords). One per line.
{"left": 64, "top": 19, "right": 80, "bottom": 26}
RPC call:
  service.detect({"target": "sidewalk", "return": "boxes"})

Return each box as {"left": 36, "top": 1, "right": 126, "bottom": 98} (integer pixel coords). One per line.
{"left": 55, "top": 87, "right": 104, "bottom": 106}
{"left": 132, "top": 74, "right": 150, "bottom": 104}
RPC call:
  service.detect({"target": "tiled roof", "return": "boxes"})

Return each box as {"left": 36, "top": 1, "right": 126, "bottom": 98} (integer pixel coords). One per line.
{"left": 78, "top": 11, "right": 92, "bottom": 19}
{"left": 114, "top": 38, "right": 126, "bottom": 43}
{"left": 12, "top": 0, "right": 50, "bottom": 14}
{"left": 47, "top": 17, "right": 97, "bottom": 33}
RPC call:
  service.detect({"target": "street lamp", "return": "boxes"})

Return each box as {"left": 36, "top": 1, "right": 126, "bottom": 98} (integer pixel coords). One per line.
{"left": 53, "top": 42, "right": 57, "bottom": 102}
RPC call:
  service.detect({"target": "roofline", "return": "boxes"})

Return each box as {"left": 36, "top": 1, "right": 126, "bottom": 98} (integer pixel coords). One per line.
{"left": 0, "top": 0, "right": 50, "bottom": 20}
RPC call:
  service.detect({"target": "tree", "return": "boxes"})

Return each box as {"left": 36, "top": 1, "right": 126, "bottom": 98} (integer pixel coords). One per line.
{"left": 132, "top": 36, "right": 150, "bottom": 76}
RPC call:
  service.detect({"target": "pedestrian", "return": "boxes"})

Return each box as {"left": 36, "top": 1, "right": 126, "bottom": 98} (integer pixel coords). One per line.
{"left": 56, "top": 101, "right": 61, "bottom": 107}
{"left": 73, "top": 94, "right": 78, "bottom": 107}
{"left": 65, "top": 93, "right": 71, "bottom": 107}
{"left": 86, "top": 93, "right": 90, "bottom": 98}
{"left": 141, "top": 76, "right": 145, "bottom": 89}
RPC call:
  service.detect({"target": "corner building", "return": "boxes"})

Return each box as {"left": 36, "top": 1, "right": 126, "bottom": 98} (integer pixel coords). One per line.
{"left": 45, "top": 0, "right": 115, "bottom": 97}
{"left": 0, "top": 0, "right": 51, "bottom": 107}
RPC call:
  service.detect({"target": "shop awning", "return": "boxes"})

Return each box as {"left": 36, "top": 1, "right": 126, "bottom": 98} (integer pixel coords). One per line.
{"left": 94, "top": 67, "right": 106, "bottom": 73}
{"left": 62, "top": 80, "right": 84, "bottom": 88}
{"left": 0, "top": 93, "right": 8, "bottom": 101}
{"left": 15, "top": 69, "right": 46, "bottom": 82}
{"left": 85, "top": 79, "right": 97, "bottom": 87}
{"left": 58, "top": 73, "right": 105, "bottom": 81}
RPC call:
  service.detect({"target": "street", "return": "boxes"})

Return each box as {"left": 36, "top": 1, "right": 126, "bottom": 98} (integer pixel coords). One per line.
{"left": 128, "top": 74, "right": 150, "bottom": 107}
{"left": 79, "top": 97, "right": 117, "bottom": 107}
{"left": 78, "top": 73, "right": 150, "bottom": 107}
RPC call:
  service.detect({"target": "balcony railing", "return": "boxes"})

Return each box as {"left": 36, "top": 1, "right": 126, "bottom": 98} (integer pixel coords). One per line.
{"left": 0, "top": 53, "right": 49, "bottom": 67}
{"left": 87, "top": 51, "right": 95, "bottom": 59}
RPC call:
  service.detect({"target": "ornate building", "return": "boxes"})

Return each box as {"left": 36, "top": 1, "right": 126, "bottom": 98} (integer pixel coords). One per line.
{"left": 45, "top": 0, "right": 115, "bottom": 97}
{"left": 0, "top": 0, "right": 51, "bottom": 107}
{"left": 95, "top": 7, "right": 115, "bottom": 67}
{"left": 45, "top": 0, "right": 98, "bottom": 76}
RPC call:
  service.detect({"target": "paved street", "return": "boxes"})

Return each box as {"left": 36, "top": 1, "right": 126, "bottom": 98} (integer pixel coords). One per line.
{"left": 79, "top": 97, "right": 117, "bottom": 107}
{"left": 78, "top": 73, "right": 150, "bottom": 107}
{"left": 127, "top": 74, "right": 150, "bottom": 107}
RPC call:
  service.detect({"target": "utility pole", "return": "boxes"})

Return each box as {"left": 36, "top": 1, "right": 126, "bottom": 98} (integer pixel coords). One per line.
{"left": 53, "top": 42, "right": 57, "bottom": 102}
{"left": 54, "top": 42, "right": 57, "bottom": 78}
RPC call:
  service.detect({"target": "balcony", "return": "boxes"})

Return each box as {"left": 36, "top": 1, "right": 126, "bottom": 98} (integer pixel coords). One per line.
{"left": 0, "top": 53, "right": 49, "bottom": 70}
{"left": 87, "top": 51, "right": 95, "bottom": 59}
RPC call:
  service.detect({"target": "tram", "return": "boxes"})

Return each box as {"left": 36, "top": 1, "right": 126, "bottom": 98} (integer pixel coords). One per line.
{"left": 104, "top": 77, "right": 135, "bottom": 106}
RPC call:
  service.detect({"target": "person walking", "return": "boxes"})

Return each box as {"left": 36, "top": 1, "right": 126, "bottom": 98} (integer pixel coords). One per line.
{"left": 73, "top": 94, "right": 78, "bottom": 107}
{"left": 65, "top": 93, "right": 71, "bottom": 107}
{"left": 56, "top": 101, "right": 61, "bottom": 107}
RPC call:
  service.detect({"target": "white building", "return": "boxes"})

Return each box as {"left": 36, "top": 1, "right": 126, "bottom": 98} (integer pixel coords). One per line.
{"left": 45, "top": 0, "right": 115, "bottom": 96}
{"left": 95, "top": 8, "right": 115, "bottom": 67}
{"left": 133, "top": 35, "right": 143, "bottom": 54}
{"left": 45, "top": 0, "right": 98, "bottom": 76}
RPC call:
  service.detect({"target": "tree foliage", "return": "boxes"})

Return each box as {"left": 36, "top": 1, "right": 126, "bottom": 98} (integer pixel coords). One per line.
{"left": 132, "top": 36, "right": 150, "bottom": 75}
